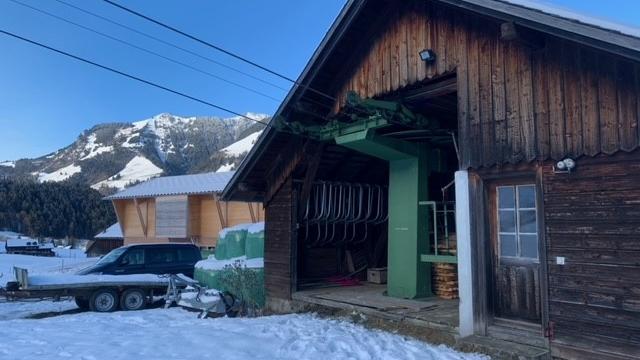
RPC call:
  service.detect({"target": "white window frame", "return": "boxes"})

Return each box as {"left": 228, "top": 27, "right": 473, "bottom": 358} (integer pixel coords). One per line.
{"left": 497, "top": 184, "right": 539, "bottom": 261}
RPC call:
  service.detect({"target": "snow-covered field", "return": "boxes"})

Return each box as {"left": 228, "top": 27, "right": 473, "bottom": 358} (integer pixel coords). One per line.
{"left": 0, "top": 252, "right": 97, "bottom": 320}
{"left": 0, "top": 252, "right": 486, "bottom": 360}
{"left": 0, "top": 309, "right": 486, "bottom": 360}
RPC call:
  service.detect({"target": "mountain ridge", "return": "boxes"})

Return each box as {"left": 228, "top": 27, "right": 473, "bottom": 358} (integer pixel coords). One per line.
{"left": 0, "top": 112, "right": 268, "bottom": 193}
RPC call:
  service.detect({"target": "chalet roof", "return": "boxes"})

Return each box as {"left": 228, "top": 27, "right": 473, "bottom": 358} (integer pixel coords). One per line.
{"left": 94, "top": 223, "right": 123, "bottom": 239}
{"left": 106, "top": 171, "right": 235, "bottom": 200}
{"left": 222, "top": 0, "right": 640, "bottom": 202}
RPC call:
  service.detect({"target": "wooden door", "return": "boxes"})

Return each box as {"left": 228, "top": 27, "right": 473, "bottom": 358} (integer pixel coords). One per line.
{"left": 489, "top": 182, "right": 541, "bottom": 323}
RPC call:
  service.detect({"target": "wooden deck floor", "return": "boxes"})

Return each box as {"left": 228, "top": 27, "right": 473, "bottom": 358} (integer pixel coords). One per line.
{"left": 292, "top": 283, "right": 459, "bottom": 332}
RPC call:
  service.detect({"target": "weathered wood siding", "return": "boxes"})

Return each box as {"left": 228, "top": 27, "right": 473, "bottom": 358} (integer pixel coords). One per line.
{"left": 543, "top": 152, "right": 640, "bottom": 352}
{"left": 332, "top": 2, "right": 640, "bottom": 168}
{"left": 264, "top": 178, "right": 295, "bottom": 300}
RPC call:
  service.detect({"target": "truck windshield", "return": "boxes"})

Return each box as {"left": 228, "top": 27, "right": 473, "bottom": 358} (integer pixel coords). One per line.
{"left": 96, "top": 247, "right": 127, "bottom": 265}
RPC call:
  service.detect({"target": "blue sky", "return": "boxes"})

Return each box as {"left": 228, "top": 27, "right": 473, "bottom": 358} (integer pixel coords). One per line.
{"left": 1, "top": 0, "right": 640, "bottom": 160}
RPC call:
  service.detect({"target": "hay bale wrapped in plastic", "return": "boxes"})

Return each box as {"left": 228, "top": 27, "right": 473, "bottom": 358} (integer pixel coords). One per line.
{"left": 215, "top": 224, "right": 249, "bottom": 260}
{"left": 245, "top": 222, "right": 264, "bottom": 260}
{"left": 194, "top": 256, "right": 265, "bottom": 308}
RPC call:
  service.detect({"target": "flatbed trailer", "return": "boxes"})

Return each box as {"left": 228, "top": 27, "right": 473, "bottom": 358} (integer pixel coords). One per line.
{"left": 0, "top": 267, "right": 197, "bottom": 312}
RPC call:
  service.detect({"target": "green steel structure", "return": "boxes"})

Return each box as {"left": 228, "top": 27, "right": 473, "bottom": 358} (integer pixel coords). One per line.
{"left": 284, "top": 92, "right": 456, "bottom": 299}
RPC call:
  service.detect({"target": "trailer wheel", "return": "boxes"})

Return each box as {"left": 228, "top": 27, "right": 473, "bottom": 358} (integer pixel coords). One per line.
{"left": 74, "top": 297, "right": 90, "bottom": 310}
{"left": 89, "top": 288, "right": 119, "bottom": 312}
{"left": 120, "top": 288, "right": 146, "bottom": 311}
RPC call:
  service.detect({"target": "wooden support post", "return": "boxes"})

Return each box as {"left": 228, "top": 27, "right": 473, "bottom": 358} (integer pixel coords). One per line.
{"left": 133, "top": 198, "right": 147, "bottom": 237}
{"left": 215, "top": 196, "right": 227, "bottom": 229}
{"left": 298, "top": 143, "right": 325, "bottom": 217}
{"left": 248, "top": 202, "right": 256, "bottom": 223}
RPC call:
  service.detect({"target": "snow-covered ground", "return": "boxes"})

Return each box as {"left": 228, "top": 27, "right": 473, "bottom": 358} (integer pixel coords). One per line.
{"left": 36, "top": 163, "right": 82, "bottom": 182}
{"left": 0, "top": 309, "right": 486, "bottom": 360}
{"left": 92, "top": 155, "right": 163, "bottom": 190}
{"left": 222, "top": 130, "right": 263, "bottom": 157}
{"left": 0, "top": 247, "right": 486, "bottom": 360}
{"left": 0, "top": 254, "right": 96, "bottom": 286}
{"left": 0, "top": 252, "right": 97, "bottom": 320}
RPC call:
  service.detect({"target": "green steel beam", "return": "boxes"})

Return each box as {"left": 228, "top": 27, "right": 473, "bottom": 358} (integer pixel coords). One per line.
{"left": 337, "top": 127, "right": 433, "bottom": 299}
{"left": 420, "top": 255, "right": 458, "bottom": 264}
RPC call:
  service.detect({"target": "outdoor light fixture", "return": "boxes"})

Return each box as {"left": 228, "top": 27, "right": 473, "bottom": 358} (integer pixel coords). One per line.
{"left": 419, "top": 49, "right": 436, "bottom": 63}
{"left": 554, "top": 158, "right": 576, "bottom": 174}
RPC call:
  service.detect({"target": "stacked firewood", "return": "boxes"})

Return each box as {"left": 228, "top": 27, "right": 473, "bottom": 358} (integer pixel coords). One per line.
{"left": 431, "top": 234, "right": 458, "bottom": 299}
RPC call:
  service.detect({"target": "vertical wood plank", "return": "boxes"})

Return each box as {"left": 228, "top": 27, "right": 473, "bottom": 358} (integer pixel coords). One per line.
{"left": 517, "top": 46, "right": 536, "bottom": 161}
{"left": 456, "top": 14, "right": 470, "bottom": 168}
{"left": 416, "top": 2, "right": 427, "bottom": 81}
{"left": 426, "top": 1, "right": 436, "bottom": 79}
{"left": 467, "top": 19, "right": 482, "bottom": 167}
{"left": 436, "top": 5, "right": 448, "bottom": 75}
{"left": 445, "top": 8, "right": 457, "bottom": 72}
{"left": 598, "top": 54, "right": 619, "bottom": 154}
{"left": 547, "top": 41, "right": 566, "bottom": 159}
{"left": 580, "top": 48, "right": 600, "bottom": 156}
{"left": 616, "top": 60, "right": 638, "bottom": 151}
{"left": 399, "top": 13, "right": 409, "bottom": 87}
{"left": 383, "top": 22, "right": 391, "bottom": 93}
{"left": 532, "top": 48, "right": 550, "bottom": 159}
{"left": 479, "top": 28, "right": 494, "bottom": 166}
{"left": 563, "top": 43, "right": 583, "bottom": 157}
{"left": 391, "top": 16, "right": 401, "bottom": 91}
{"left": 492, "top": 34, "right": 508, "bottom": 163}
{"left": 407, "top": 8, "right": 418, "bottom": 84}
{"left": 505, "top": 42, "right": 523, "bottom": 163}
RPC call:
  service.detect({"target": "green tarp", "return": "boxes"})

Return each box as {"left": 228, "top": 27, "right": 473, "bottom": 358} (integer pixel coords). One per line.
{"left": 215, "top": 226, "right": 247, "bottom": 260}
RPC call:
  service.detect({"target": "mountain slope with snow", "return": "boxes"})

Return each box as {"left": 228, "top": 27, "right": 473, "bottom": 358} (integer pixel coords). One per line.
{"left": 1, "top": 113, "right": 268, "bottom": 192}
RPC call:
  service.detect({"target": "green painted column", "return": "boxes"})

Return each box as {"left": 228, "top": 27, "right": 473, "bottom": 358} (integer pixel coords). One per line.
{"left": 336, "top": 129, "right": 432, "bottom": 299}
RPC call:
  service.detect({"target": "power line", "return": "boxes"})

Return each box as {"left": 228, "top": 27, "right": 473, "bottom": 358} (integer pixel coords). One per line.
{"left": 8, "top": 0, "right": 282, "bottom": 102}
{"left": 102, "top": 0, "right": 338, "bottom": 102}
{"left": 52, "top": 0, "right": 289, "bottom": 92}
{"left": 0, "top": 29, "right": 268, "bottom": 125}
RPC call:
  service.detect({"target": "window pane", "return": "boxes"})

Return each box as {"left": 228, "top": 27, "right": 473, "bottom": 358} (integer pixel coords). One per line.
{"left": 498, "top": 187, "right": 515, "bottom": 209}
{"left": 521, "top": 235, "right": 538, "bottom": 258}
{"left": 519, "top": 210, "right": 537, "bottom": 233}
{"left": 499, "top": 210, "right": 516, "bottom": 232}
{"left": 500, "top": 234, "right": 517, "bottom": 257}
{"left": 518, "top": 185, "right": 536, "bottom": 208}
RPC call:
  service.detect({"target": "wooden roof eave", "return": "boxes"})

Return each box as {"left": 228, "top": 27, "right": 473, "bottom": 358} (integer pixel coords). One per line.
{"left": 220, "top": 0, "right": 367, "bottom": 202}
{"left": 222, "top": 0, "right": 640, "bottom": 202}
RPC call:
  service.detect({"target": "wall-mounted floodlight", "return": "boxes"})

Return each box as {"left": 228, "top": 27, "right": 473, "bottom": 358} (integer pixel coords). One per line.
{"left": 419, "top": 49, "right": 436, "bottom": 63}
{"left": 554, "top": 158, "right": 576, "bottom": 174}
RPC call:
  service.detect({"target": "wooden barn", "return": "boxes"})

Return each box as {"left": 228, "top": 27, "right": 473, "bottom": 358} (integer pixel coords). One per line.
{"left": 106, "top": 172, "right": 263, "bottom": 248}
{"left": 223, "top": 1, "right": 640, "bottom": 359}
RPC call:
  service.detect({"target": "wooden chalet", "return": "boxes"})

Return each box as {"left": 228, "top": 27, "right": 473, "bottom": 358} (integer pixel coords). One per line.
{"left": 106, "top": 172, "right": 262, "bottom": 248}
{"left": 223, "top": 1, "right": 640, "bottom": 359}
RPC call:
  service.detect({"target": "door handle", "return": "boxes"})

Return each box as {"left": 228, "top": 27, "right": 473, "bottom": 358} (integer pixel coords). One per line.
{"left": 115, "top": 269, "right": 125, "bottom": 273}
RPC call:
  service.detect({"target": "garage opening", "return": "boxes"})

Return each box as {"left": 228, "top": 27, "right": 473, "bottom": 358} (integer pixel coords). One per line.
{"left": 293, "top": 74, "right": 459, "bottom": 301}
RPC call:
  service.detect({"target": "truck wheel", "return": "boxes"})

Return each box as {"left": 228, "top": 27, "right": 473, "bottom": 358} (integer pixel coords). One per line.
{"left": 74, "top": 297, "right": 90, "bottom": 310}
{"left": 120, "top": 288, "right": 146, "bottom": 311}
{"left": 89, "top": 289, "right": 119, "bottom": 312}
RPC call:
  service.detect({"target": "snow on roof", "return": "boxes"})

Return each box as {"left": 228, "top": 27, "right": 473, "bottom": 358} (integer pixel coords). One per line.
{"left": 105, "top": 171, "right": 235, "bottom": 200}
{"left": 94, "top": 223, "right": 123, "bottom": 239}
{"left": 502, "top": 0, "right": 640, "bottom": 39}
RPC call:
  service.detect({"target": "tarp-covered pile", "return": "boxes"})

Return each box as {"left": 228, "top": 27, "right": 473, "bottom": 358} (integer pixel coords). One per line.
{"left": 194, "top": 222, "right": 265, "bottom": 307}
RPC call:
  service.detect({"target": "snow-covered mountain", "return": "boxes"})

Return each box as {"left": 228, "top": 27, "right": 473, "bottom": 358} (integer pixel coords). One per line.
{"left": 0, "top": 113, "right": 268, "bottom": 193}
